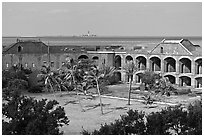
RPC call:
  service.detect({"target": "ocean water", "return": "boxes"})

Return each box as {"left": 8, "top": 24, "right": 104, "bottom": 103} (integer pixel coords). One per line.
{"left": 2, "top": 36, "right": 202, "bottom": 49}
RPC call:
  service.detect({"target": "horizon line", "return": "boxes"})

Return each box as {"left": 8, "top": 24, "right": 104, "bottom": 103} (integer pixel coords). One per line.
{"left": 2, "top": 35, "right": 202, "bottom": 38}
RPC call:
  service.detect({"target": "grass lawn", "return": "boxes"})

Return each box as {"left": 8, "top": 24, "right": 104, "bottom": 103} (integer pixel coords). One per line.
{"left": 23, "top": 84, "right": 201, "bottom": 135}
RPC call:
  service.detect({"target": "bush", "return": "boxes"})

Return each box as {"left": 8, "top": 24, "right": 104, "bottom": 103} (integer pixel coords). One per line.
{"left": 176, "top": 88, "right": 191, "bottom": 95}
{"left": 2, "top": 93, "right": 69, "bottom": 135}
{"left": 82, "top": 100, "right": 202, "bottom": 135}
{"left": 28, "top": 85, "right": 44, "bottom": 93}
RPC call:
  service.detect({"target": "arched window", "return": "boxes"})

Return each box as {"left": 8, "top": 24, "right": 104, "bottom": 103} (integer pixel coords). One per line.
{"left": 160, "top": 47, "right": 163, "bottom": 53}
{"left": 18, "top": 46, "right": 22, "bottom": 52}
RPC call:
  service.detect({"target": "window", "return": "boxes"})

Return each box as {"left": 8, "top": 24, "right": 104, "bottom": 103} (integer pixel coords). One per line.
{"left": 25, "top": 63, "right": 28, "bottom": 67}
{"left": 18, "top": 46, "right": 22, "bottom": 52}
{"left": 160, "top": 47, "right": 163, "bottom": 53}
{"left": 32, "top": 63, "right": 35, "bottom": 68}
{"left": 51, "top": 61, "right": 54, "bottom": 67}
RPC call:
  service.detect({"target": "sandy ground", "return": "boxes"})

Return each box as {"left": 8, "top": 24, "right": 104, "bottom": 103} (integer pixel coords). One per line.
{"left": 23, "top": 84, "right": 201, "bottom": 135}
{"left": 25, "top": 92, "right": 167, "bottom": 135}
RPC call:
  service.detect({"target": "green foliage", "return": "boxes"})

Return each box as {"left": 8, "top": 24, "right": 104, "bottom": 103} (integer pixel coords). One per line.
{"left": 140, "top": 71, "right": 161, "bottom": 91}
{"left": 28, "top": 84, "right": 44, "bottom": 93}
{"left": 82, "top": 100, "right": 202, "bottom": 135}
{"left": 2, "top": 93, "right": 69, "bottom": 135}
{"left": 2, "top": 79, "right": 28, "bottom": 101}
{"left": 82, "top": 110, "right": 146, "bottom": 135}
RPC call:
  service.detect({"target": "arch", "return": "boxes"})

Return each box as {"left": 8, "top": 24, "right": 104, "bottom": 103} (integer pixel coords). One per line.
{"left": 135, "top": 54, "right": 147, "bottom": 59}
{"left": 92, "top": 56, "right": 99, "bottom": 60}
{"left": 136, "top": 56, "right": 146, "bottom": 71}
{"left": 135, "top": 73, "right": 143, "bottom": 83}
{"left": 194, "top": 57, "right": 202, "bottom": 61}
{"left": 78, "top": 54, "right": 89, "bottom": 60}
{"left": 115, "top": 55, "right": 122, "bottom": 70}
{"left": 179, "top": 76, "right": 191, "bottom": 86}
{"left": 125, "top": 55, "right": 133, "bottom": 63}
{"left": 164, "top": 75, "right": 176, "bottom": 84}
{"left": 149, "top": 56, "right": 161, "bottom": 71}
{"left": 179, "top": 56, "right": 192, "bottom": 61}
{"left": 195, "top": 58, "right": 202, "bottom": 74}
{"left": 114, "top": 71, "right": 121, "bottom": 83}
{"left": 149, "top": 55, "right": 161, "bottom": 59}
{"left": 164, "top": 57, "right": 176, "bottom": 72}
{"left": 179, "top": 58, "right": 191, "bottom": 73}
{"left": 195, "top": 77, "right": 202, "bottom": 88}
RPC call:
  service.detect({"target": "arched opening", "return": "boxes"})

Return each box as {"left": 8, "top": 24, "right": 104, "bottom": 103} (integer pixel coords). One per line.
{"left": 150, "top": 56, "right": 161, "bottom": 71}
{"left": 179, "top": 58, "right": 191, "bottom": 73}
{"left": 160, "top": 47, "right": 163, "bottom": 53}
{"left": 164, "top": 75, "right": 176, "bottom": 84}
{"left": 92, "top": 56, "right": 99, "bottom": 60}
{"left": 179, "top": 76, "right": 191, "bottom": 86}
{"left": 18, "top": 46, "right": 22, "bottom": 52}
{"left": 92, "top": 56, "right": 99, "bottom": 66}
{"left": 195, "top": 77, "right": 202, "bottom": 88}
{"left": 135, "top": 73, "right": 143, "bottom": 83}
{"left": 78, "top": 55, "right": 89, "bottom": 60}
{"left": 195, "top": 58, "right": 202, "bottom": 74}
{"left": 136, "top": 56, "right": 146, "bottom": 70}
{"left": 114, "top": 72, "right": 121, "bottom": 83}
{"left": 125, "top": 55, "right": 133, "bottom": 63}
{"left": 115, "top": 55, "right": 121, "bottom": 70}
{"left": 164, "top": 57, "right": 176, "bottom": 72}
{"left": 126, "top": 72, "right": 133, "bottom": 83}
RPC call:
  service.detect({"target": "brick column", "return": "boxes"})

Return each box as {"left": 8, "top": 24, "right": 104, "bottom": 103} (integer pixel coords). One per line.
{"left": 191, "top": 60, "right": 195, "bottom": 75}
{"left": 176, "top": 59, "right": 180, "bottom": 74}
{"left": 121, "top": 71, "right": 126, "bottom": 82}
{"left": 146, "top": 57, "right": 150, "bottom": 70}
{"left": 161, "top": 58, "right": 164, "bottom": 74}
{"left": 176, "top": 76, "right": 179, "bottom": 86}
{"left": 191, "top": 76, "right": 195, "bottom": 88}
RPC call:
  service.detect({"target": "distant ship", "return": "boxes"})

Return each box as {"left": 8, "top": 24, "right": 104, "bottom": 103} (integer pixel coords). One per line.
{"left": 73, "top": 31, "right": 97, "bottom": 37}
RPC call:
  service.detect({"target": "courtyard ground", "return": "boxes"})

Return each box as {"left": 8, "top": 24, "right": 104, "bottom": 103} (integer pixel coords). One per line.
{"left": 24, "top": 84, "right": 201, "bottom": 135}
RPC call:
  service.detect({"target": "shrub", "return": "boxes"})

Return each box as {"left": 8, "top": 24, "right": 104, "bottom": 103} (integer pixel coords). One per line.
{"left": 177, "top": 88, "right": 191, "bottom": 95}
{"left": 82, "top": 100, "right": 202, "bottom": 135}
{"left": 7, "top": 79, "right": 28, "bottom": 90}
{"left": 2, "top": 93, "right": 69, "bottom": 135}
{"left": 28, "top": 85, "right": 44, "bottom": 93}
{"left": 81, "top": 110, "right": 146, "bottom": 135}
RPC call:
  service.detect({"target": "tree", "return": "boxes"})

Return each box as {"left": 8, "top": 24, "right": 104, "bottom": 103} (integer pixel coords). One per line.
{"left": 2, "top": 91, "right": 69, "bottom": 135}
{"left": 37, "top": 65, "right": 61, "bottom": 95}
{"left": 123, "top": 60, "right": 136, "bottom": 105}
{"left": 84, "top": 65, "right": 115, "bottom": 114}
{"left": 140, "top": 70, "right": 161, "bottom": 91}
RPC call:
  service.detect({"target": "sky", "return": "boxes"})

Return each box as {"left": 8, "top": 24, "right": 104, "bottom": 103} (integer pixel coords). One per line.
{"left": 2, "top": 2, "right": 202, "bottom": 37}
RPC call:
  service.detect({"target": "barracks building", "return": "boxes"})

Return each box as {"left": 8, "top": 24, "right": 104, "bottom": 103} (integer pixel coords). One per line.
{"left": 2, "top": 38, "right": 202, "bottom": 89}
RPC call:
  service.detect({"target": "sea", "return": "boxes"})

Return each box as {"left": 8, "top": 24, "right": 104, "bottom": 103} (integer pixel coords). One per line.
{"left": 2, "top": 36, "right": 202, "bottom": 49}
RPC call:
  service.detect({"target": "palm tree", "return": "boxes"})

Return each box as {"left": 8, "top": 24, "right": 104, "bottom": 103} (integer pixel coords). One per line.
{"left": 124, "top": 60, "right": 136, "bottom": 105}
{"left": 37, "top": 65, "right": 61, "bottom": 95}
{"left": 85, "top": 65, "right": 115, "bottom": 114}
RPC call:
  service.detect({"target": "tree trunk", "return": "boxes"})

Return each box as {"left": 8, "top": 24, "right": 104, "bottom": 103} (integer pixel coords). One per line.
{"left": 96, "top": 78, "right": 103, "bottom": 114}
{"left": 72, "top": 72, "right": 84, "bottom": 112}
{"left": 128, "top": 77, "right": 132, "bottom": 105}
{"left": 48, "top": 80, "right": 55, "bottom": 95}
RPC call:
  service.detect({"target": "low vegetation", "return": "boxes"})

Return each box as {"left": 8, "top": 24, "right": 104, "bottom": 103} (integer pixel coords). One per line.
{"left": 2, "top": 90, "right": 69, "bottom": 135}
{"left": 82, "top": 100, "right": 202, "bottom": 135}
